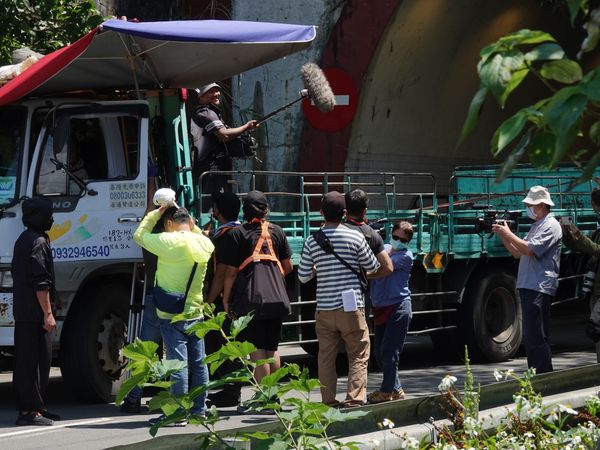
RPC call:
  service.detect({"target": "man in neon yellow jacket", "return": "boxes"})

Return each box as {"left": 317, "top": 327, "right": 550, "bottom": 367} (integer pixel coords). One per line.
{"left": 134, "top": 205, "right": 214, "bottom": 425}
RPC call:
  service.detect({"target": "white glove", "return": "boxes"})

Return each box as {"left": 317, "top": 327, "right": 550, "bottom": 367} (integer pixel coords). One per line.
{"left": 153, "top": 188, "right": 179, "bottom": 208}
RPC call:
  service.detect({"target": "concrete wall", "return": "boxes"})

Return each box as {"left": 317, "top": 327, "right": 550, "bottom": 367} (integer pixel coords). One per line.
{"left": 230, "top": 0, "right": 346, "bottom": 192}
{"left": 346, "top": 0, "right": 580, "bottom": 193}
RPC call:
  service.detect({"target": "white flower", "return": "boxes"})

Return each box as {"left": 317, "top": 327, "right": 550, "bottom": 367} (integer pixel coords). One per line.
{"left": 442, "top": 445, "right": 457, "bottom": 450}
{"left": 571, "top": 435, "right": 582, "bottom": 445}
{"left": 404, "top": 437, "right": 420, "bottom": 450}
{"left": 381, "top": 418, "right": 395, "bottom": 429}
{"left": 547, "top": 409, "right": 559, "bottom": 423}
{"left": 558, "top": 403, "right": 578, "bottom": 415}
{"left": 524, "top": 431, "right": 535, "bottom": 438}
{"left": 438, "top": 375, "right": 457, "bottom": 392}
{"left": 493, "top": 369, "right": 503, "bottom": 381}
{"left": 505, "top": 369, "right": 514, "bottom": 376}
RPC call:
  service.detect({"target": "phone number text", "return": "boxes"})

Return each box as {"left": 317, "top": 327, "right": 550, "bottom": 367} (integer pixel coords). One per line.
{"left": 52, "top": 245, "right": 111, "bottom": 260}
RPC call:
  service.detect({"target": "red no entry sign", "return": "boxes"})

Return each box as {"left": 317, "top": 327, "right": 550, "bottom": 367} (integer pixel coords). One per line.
{"left": 302, "top": 68, "right": 358, "bottom": 132}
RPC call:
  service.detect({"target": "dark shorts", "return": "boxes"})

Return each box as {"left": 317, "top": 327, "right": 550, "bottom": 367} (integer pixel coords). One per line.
{"left": 237, "top": 317, "right": 283, "bottom": 352}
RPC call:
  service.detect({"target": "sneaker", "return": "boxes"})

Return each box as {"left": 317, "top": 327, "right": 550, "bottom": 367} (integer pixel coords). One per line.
{"left": 39, "top": 409, "right": 61, "bottom": 421}
{"left": 16, "top": 412, "right": 53, "bottom": 426}
{"left": 207, "top": 389, "right": 242, "bottom": 407}
{"left": 120, "top": 398, "right": 141, "bottom": 414}
{"left": 368, "top": 391, "right": 394, "bottom": 404}
{"left": 148, "top": 414, "right": 188, "bottom": 427}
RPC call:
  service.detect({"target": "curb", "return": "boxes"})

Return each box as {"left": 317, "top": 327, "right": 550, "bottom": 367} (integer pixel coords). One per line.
{"left": 110, "top": 364, "right": 600, "bottom": 449}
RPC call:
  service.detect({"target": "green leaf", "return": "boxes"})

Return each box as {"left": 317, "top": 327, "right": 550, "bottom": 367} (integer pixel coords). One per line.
{"left": 540, "top": 60, "right": 583, "bottom": 84}
{"left": 188, "top": 315, "right": 226, "bottom": 339}
{"left": 566, "top": 0, "right": 586, "bottom": 25}
{"left": 491, "top": 111, "right": 529, "bottom": 156}
{"left": 495, "top": 130, "right": 532, "bottom": 183}
{"left": 121, "top": 339, "right": 159, "bottom": 361}
{"left": 220, "top": 341, "right": 256, "bottom": 360}
{"left": 230, "top": 314, "right": 253, "bottom": 338}
{"left": 528, "top": 132, "right": 556, "bottom": 168}
{"left": 115, "top": 372, "right": 146, "bottom": 406}
{"left": 457, "top": 85, "right": 488, "bottom": 147}
{"left": 497, "top": 29, "right": 555, "bottom": 47}
{"left": 590, "top": 121, "right": 600, "bottom": 145}
{"left": 259, "top": 366, "right": 289, "bottom": 387}
{"left": 524, "top": 43, "right": 565, "bottom": 61}
{"left": 573, "top": 150, "right": 600, "bottom": 186}
{"left": 577, "top": 67, "right": 600, "bottom": 101}
{"left": 245, "top": 431, "right": 270, "bottom": 440}
{"left": 149, "top": 359, "right": 187, "bottom": 380}
{"left": 544, "top": 93, "right": 587, "bottom": 137}
{"left": 478, "top": 50, "right": 527, "bottom": 107}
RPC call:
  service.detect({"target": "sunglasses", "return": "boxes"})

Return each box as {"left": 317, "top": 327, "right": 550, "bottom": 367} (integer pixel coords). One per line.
{"left": 391, "top": 235, "right": 409, "bottom": 243}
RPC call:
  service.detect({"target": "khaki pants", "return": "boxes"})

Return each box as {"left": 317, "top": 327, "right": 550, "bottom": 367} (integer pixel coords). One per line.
{"left": 315, "top": 308, "right": 370, "bottom": 405}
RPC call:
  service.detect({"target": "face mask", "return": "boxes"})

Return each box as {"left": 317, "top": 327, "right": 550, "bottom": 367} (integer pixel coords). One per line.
{"left": 526, "top": 206, "right": 537, "bottom": 221}
{"left": 390, "top": 239, "right": 408, "bottom": 250}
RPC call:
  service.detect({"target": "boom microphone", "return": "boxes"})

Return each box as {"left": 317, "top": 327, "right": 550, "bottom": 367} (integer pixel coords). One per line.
{"left": 256, "top": 62, "right": 336, "bottom": 125}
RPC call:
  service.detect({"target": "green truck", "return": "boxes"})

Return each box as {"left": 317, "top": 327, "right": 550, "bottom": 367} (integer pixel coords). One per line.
{"left": 194, "top": 165, "right": 595, "bottom": 362}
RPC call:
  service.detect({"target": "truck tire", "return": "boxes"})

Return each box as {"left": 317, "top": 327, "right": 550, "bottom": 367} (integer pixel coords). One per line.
{"left": 461, "top": 270, "right": 522, "bottom": 362}
{"left": 60, "top": 284, "right": 129, "bottom": 402}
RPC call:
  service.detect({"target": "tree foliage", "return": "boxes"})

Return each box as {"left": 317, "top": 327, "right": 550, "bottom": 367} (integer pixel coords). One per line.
{"left": 0, "top": 0, "right": 104, "bottom": 65}
{"left": 459, "top": 0, "right": 600, "bottom": 184}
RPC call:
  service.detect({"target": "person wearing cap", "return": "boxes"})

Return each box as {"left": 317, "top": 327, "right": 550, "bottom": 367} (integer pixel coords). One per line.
{"left": 12, "top": 197, "right": 60, "bottom": 426}
{"left": 190, "top": 83, "right": 258, "bottom": 206}
{"left": 219, "top": 190, "right": 293, "bottom": 412}
{"left": 133, "top": 203, "right": 214, "bottom": 425}
{"left": 203, "top": 192, "right": 243, "bottom": 407}
{"left": 561, "top": 187, "right": 600, "bottom": 361}
{"left": 492, "top": 185, "right": 562, "bottom": 374}
{"left": 298, "top": 191, "right": 380, "bottom": 407}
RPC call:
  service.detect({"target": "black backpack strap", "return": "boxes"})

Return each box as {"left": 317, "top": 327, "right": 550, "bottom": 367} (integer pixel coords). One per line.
{"left": 313, "top": 229, "right": 368, "bottom": 293}
{"left": 183, "top": 262, "right": 198, "bottom": 300}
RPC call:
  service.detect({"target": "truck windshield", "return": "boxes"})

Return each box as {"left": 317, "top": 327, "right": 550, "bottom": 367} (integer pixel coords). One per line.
{"left": 0, "top": 107, "right": 26, "bottom": 206}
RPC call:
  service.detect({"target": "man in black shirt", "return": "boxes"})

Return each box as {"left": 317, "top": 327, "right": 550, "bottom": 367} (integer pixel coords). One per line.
{"left": 220, "top": 191, "right": 293, "bottom": 412}
{"left": 204, "top": 192, "right": 243, "bottom": 407}
{"left": 190, "top": 83, "right": 257, "bottom": 206}
{"left": 344, "top": 189, "right": 393, "bottom": 279}
{"left": 12, "top": 197, "right": 60, "bottom": 426}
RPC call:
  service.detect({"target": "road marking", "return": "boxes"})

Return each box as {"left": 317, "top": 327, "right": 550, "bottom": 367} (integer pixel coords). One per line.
{"left": 0, "top": 417, "right": 112, "bottom": 438}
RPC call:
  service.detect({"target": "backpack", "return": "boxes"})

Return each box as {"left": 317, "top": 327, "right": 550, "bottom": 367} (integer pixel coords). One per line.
{"left": 229, "top": 221, "right": 291, "bottom": 319}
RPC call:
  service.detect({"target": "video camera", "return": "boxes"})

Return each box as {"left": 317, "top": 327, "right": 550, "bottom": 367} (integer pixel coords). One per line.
{"left": 367, "top": 218, "right": 388, "bottom": 240}
{"left": 474, "top": 210, "right": 522, "bottom": 236}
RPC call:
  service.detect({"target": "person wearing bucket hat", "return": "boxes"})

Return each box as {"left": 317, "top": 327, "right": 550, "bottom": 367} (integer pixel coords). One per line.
{"left": 189, "top": 83, "right": 258, "bottom": 209}
{"left": 492, "top": 185, "right": 562, "bottom": 374}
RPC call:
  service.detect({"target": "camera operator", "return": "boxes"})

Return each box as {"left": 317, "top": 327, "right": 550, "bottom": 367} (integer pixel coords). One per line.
{"left": 344, "top": 189, "right": 393, "bottom": 279}
{"left": 492, "top": 185, "right": 561, "bottom": 374}
{"left": 561, "top": 187, "right": 600, "bottom": 361}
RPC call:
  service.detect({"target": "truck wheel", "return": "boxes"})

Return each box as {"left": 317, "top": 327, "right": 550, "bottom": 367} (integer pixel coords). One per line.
{"left": 461, "top": 271, "right": 522, "bottom": 362}
{"left": 60, "top": 284, "right": 129, "bottom": 402}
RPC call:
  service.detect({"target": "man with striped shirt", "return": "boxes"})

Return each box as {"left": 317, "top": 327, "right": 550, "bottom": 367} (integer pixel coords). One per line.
{"left": 298, "top": 191, "right": 379, "bottom": 407}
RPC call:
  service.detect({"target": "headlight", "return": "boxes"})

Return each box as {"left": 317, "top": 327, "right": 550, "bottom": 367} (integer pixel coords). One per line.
{"left": 0, "top": 271, "right": 13, "bottom": 289}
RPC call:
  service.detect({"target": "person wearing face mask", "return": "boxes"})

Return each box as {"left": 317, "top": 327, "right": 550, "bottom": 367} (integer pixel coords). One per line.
{"left": 12, "top": 197, "right": 60, "bottom": 426}
{"left": 492, "top": 185, "right": 562, "bottom": 374}
{"left": 367, "top": 221, "right": 414, "bottom": 404}
{"left": 560, "top": 187, "right": 600, "bottom": 361}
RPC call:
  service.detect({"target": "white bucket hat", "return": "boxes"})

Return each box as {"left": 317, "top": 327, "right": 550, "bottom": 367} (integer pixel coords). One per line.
{"left": 522, "top": 185, "right": 555, "bottom": 206}
{"left": 153, "top": 188, "right": 179, "bottom": 208}
{"left": 195, "top": 83, "right": 219, "bottom": 97}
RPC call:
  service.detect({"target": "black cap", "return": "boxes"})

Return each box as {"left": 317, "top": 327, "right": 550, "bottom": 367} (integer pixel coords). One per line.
{"left": 321, "top": 191, "right": 345, "bottom": 217}
{"left": 243, "top": 190, "right": 269, "bottom": 220}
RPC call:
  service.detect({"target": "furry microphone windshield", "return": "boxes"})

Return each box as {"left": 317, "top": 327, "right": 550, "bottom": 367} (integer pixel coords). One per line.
{"left": 300, "top": 62, "right": 336, "bottom": 113}
{"left": 256, "top": 62, "right": 336, "bottom": 124}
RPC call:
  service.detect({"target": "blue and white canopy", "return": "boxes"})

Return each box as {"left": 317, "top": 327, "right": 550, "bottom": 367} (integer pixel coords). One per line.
{"left": 0, "top": 19, "right": 316, "bottom": 104}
